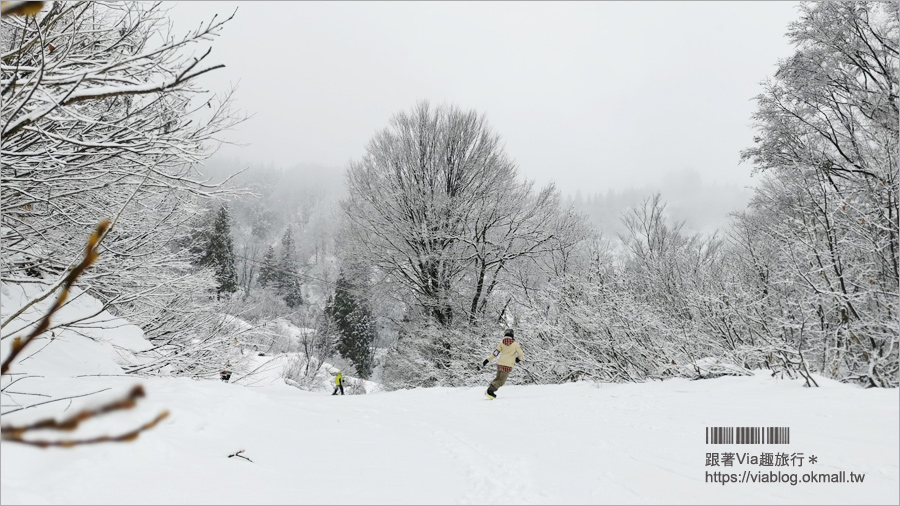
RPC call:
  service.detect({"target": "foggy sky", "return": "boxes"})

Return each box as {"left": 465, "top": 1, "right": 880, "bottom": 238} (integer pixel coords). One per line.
{"left": 170, "top": 1, "right": 801, "bottom": 197}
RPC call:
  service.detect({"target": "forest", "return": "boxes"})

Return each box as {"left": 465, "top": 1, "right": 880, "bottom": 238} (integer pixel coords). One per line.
{"left": 2, "top": 0, "right": 897, "bottom": 395}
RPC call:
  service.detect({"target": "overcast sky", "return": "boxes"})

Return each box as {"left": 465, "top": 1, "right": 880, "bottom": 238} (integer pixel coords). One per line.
{"left": 171, "top": 1, "right": 801, "bottom": 196}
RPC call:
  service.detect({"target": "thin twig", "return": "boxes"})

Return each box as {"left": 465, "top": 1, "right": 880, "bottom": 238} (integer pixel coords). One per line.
{"left": 3, "top": 391, "right": 50, "bottom": 397}
{"left": 17, "top": 335, "right": 56, "bottom": 363}
{"left": 0, "top": 387, "right": 111, "bottom": 416}
{"left": 0, "top": 374, "right": 43, "bottom": 392}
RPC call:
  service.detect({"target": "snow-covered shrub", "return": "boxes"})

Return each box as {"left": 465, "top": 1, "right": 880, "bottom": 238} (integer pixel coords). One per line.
{"left": 685, "top": 357, "right": 753, "bottom": 380}
{"left": 346, "top": 378, "right": 367, "bottom": 395}
{"left": 380, "top": 321, "right": 506, "bottom": 389}
{"left": 125, "top": 294, "right": 253, "bottom": 379}
{"left": 282, "top": 353, "right": 327, "bottom": 391}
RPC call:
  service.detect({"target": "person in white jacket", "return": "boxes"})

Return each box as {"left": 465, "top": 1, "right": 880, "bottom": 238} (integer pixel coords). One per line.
{"left": 481, "top": 329, "right": 524, "bottom": 399}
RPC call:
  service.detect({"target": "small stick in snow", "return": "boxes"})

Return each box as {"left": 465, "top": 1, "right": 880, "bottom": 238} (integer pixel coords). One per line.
{"left": 228, "top": 449, "right": 253, "bottom": 462}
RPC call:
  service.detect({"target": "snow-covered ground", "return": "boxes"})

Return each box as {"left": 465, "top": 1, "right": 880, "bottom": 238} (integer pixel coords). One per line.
{"left": 3, "top": 371, "right": 897, "bottom": 504}
{"left": 1, "top": 283, "right": 898, "bottom": 505}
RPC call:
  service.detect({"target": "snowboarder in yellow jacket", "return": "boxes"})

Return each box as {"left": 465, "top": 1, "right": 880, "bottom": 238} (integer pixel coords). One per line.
{"left": 482, "top": 329, "right": 524, "bottom": 399}
{"left": 332, "top": 371, "right": 344, "bottom": 395}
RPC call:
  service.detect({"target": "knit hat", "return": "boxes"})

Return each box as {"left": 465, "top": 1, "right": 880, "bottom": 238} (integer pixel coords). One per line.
{"left": 504, "top": 328, "right": 514, "bottom": 338}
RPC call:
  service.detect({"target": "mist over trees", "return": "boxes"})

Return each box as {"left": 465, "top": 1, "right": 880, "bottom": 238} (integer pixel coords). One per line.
{"left": 192, "top": 158, "right": 357, "bottom": 377}
{"left": 528, "top": 1, "right": 897, "bottom": 388}
{"left": 332, "top": 2, "right": 897, "bottom": 389}
{"left": 202, "top": 0, "right": 899, "bottom": 390}
{"left": 2, "top": 1, "right": 894, "bottom": 391}
{"left": 565, "top": 169, "right": 753, "bottom": 239}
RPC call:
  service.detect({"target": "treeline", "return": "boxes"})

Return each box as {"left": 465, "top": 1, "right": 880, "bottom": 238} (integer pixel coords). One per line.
{"left": 5, "top": 2, "right": 893, "bottom": 390}
{"left": 336, "top": 2, "right": 898, "bottom": 389}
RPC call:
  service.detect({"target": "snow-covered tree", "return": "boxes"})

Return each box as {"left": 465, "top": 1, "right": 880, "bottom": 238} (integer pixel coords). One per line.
{"left": 277, "top": 229, "right": 303, "bottom": 308}
{"left": 1, "top": 2, "right": 243, "bottom": 348}
{"left": 739, "top": 1, "right": 898, "bottom": 387}
{"left": 344, "top": 102, "right": 587, "bottom": 386}
{"left": 258, "top": 245, "right": 278, "bottom": 288}
{"left": 192, "top": 205, "right": 238, "bottom": 296}
{"left": 344, "top": 101, "right": 582, "bottom": 328}
{"left": 325, "top": 269, "right": 376, "bottom": 378}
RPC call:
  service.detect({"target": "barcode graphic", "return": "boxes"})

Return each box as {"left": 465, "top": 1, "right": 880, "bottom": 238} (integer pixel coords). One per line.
{"left": 706, "top": 427, "right": 790, "bottom": 444}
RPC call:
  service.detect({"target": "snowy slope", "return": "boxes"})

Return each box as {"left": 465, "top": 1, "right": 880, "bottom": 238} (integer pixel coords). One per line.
{"left": 1, "top": 284, "right": 897, "bottom": 505}
{"left": 2, "top": 372, "right": 897, "bottom": 504}
{"left": 0, "top": 281, "right": 152, "bottom": 378}
{"left": 232, "top": 352, "right": 379, "bottom": 394}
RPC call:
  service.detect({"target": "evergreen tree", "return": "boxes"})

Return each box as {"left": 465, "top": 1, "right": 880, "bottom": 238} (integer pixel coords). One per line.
{"left": 193, "top": 204, "right": 238, "bottom": 295}
{"left": 186, "top": 209, "right": 213, "bottom": 265}
{"left": 282, "top": 278, "right": 303, "bottom": 308}
{"left": 277, "top": 228, "right": 303, "bottom": 308}
{"left": 325, "top": 269, "right": 376, "bottom": 378}
{"left": 250, "top": 202, "right": 275, "bottom": 241}
{"left": 258, "top": 245, "right": 277, "bottom": 288}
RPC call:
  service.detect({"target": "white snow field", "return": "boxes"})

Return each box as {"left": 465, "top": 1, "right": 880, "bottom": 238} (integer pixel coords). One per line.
{"left": 1, "top": 283, "right": 898, "bottom": 505}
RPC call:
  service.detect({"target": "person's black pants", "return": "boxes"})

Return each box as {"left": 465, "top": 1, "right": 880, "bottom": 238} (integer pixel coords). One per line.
{"left": 332, "top": 384, "right": 344, "bottom": 395}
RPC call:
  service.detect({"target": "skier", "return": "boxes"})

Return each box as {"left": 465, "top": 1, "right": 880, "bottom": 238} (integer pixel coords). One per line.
{"left": 332, "top": 370, "right": 344, "bottom": 395}
{"left": 481, "top": 329, "right": 524, "bottom": 399}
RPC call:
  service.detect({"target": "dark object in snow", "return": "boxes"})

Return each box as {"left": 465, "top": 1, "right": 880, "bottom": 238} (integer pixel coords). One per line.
{"left": 228, "top": 449, "right": 253, "bottom": 462}
{"left": 485, "top": 388, "right": 496, "bottom": 400}
{"left": 258, "top": 352, "right": 265, "bottom": 356}
{"left": 220, "top": 370, "right": 232, "bottom": 382}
